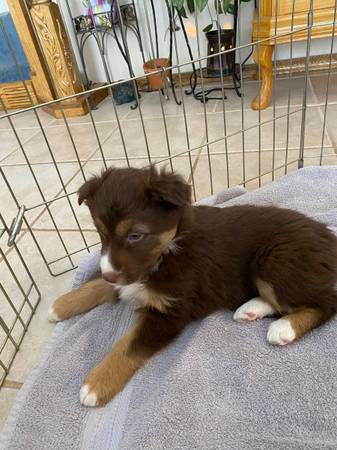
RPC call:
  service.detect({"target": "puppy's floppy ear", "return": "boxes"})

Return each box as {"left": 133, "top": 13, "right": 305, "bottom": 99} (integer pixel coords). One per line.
{"left": 149, "top": 166, "right": 191, "bottom": 208}
{"left": 78, "top": 176, "right": 101, "bottom": 205}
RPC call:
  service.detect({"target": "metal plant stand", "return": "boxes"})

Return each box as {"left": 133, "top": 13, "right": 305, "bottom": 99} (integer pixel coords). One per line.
{"left": 187, "top": 66, "right": 241, "bottom": 102}
{"left": 185, "top": 0, "right": 242, "bottom": 103}
{"left": 142, "top": 0, "right": 181, "bottom": 106}
{"left": 66, "top": 0, "right": 144, "bottom": 109}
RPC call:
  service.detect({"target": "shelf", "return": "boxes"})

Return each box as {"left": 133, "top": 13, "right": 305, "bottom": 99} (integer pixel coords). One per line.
{"left": 73, "top": 4, "right": 136, "bottom": 34}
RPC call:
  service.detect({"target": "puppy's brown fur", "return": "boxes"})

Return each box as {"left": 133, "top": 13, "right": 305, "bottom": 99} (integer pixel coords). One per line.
{"left": 50, "top": 278, "right": 117, "bottom": 322}
{"left": 50, "top": 166, "right": 337, "bottom": 406}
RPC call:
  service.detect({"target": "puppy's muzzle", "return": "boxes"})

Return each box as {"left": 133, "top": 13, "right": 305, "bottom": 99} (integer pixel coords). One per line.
{"left": 102, "top": 271, "right": 121, "bottom": 284}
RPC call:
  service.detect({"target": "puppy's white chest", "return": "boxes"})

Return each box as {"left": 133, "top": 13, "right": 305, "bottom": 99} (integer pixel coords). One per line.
{"left": 117, "top": 282, "right": 174, "bottom": 313}
{"left": 118, "top": 282, "right": 148, "bottom": 308}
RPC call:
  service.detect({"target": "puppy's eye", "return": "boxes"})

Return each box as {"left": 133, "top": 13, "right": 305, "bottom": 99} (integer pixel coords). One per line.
{"left": 127, "top": 232, "right": 144, "bottom": 243}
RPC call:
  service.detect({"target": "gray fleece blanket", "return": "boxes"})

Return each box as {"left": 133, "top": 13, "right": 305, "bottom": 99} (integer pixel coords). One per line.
{"left": 2, "top": 166, "right": 337, "bottom": 450}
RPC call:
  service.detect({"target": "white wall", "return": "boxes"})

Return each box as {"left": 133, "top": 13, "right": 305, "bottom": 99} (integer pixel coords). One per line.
{"left": 0, "top": 0, "right": 8, "bottom": 13}
{"left": 59, "top": 1, "right": 334, "bottom": 84}
{"left": 59, "top": 0, "right": 253, "bottom": 83}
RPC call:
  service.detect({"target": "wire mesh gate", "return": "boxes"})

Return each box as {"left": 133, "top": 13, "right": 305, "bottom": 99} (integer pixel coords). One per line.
{"left": 0, "top": 0, "right": 337, "bottom": 386}
{"left": 0, "top": 214, "right": 40, "bottom": 388}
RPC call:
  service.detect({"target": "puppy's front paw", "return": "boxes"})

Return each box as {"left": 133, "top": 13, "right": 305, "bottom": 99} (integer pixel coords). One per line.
{"left": 47, "top": 295, "right": 72, "bottom": 323}
{"left": 47, "top": 305, "right": 61, "bottom": 323}
{"left": 80, "top": 384, "right": 99, "bottom": 407}
{"left": 80, "top": 328, "right": 142, "bottom": 407}
{"left": 234, "top": 297, "right": 275, "bottom": 322}
{"left": 267, "top": 318, "right": 296, "bottom": 346}
{"left": 80, "top": 365, "right": 120, "bottom": 407}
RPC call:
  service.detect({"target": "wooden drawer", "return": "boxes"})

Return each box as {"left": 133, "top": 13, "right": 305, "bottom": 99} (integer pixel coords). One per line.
{"left": 272, "top": 0, "right": 335, "bottom": 16}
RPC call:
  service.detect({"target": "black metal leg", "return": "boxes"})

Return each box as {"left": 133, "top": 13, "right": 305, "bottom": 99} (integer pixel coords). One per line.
{"left": 186, "top": 71, "right": 197, "bottom": 96}
{"left": 183, "top": 0, "right": 241, "bottom": 103}
{"left": 165, "top": 0, "right": 181, "bottom": 106}
{"left": 169, "top": 74, "right": 182, "bottom": 105}
{"left": 79, "top": 33, "right": 91, "bottom": 87}
{"left": 130, "top": 98, "right": 139, "bottom": 110}
{"left": 194, "top": 87, "right": 228, "bottom": 102}
{"left": 233, "top": 69, "right": 242, "bottom": 97}
{"left": 160, "top": 88, "right": 169, "bottom": 101}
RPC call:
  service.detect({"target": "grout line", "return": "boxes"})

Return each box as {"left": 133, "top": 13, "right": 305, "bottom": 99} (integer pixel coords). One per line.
{"left": 1, "top": 103, "right": 326, "bottom": 168}
{"left": 43, "top": 98, "right": 133, "bottom": 127}
{"left": 33, "top": 119, "right": 117, "bottom": 129}
{"left": 2, "top": 144, "right": 336, "bottom": 168}
{"left": 187, "top": 132, "right": 207, "bottom": 185}
{"left": 1, "top": 100, "right": 137, "bottom": 167}
{"left": 0, "top": 128, "right": 45, "bottom": 164}
{"left": 0, "top": 102, "right": 332, "bottom": 142}
{"left": 2, "top": 74, "right": 336, "bottom": 251}
{"left": 212, "top": 100, "right": 219, "bottom": 114}
{"left": 2, "top": 380, "right": 23, "bottom": 389}
{"left": 47, "top": 117, "right": 57, "bottom": 127}
{"left": 2, "top": 121, "right": 121, "bottom": 258}
{"left": 308, "top": 77, "right": 337, "bottom": 154}
{"left": 102, "top": 103, "right": 330, "bottom": 122}
{"left": 0, "top": 73, "right": 336, "bottom": 131}
{"left": 0, "top": 119, "right": 56, "bottom": 132}
{"left": 0, "top": 97, "right": 129, "bottom": 130}
{"left": 0, "top": 105, "right": 131, "bottom": 165}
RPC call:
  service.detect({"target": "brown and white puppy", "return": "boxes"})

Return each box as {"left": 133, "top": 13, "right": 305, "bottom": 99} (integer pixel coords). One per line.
{"left": 49, "top": 166, "right": 337, "bottom": 407}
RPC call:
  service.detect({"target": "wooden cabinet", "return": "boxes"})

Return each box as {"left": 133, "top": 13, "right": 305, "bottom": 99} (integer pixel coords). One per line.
{"left": 252, "top": 0, "right": 336, "bottom": 110}
{"left": 4, "top": 0, "right": 107, "bottom": 117}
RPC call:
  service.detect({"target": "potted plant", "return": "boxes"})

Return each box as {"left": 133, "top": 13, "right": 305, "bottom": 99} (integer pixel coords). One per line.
{"left": 171, "top": 0, "right": 252, "bottom": 29}
{"left": 142, "top": 0, "right": 172, "bottom": 91}
{"left": 143, "top": 58, "right": 171, "bottom": 91}
{"left": 171, "top": 0, "right": 253, "bottom": 75}
{"left": 82, "top": 0, "right": 117, "bottom": 28}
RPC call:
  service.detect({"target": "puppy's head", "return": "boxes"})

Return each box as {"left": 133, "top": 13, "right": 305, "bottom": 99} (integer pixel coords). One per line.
{"left": 78, "top": 166, "right": 191, "bottom": 285}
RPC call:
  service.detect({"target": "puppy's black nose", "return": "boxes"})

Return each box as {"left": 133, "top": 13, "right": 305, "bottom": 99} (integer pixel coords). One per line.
{"left": 102, "top": 271, "right": 121, "bottom": 284}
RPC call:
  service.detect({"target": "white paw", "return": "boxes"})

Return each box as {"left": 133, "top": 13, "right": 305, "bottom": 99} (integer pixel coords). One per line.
{"left": 47, "top": 306, "right": 60, "bottom": 323}
{"left": 233, "top": 297, "right": 275, "bottom": 322}
{"left": 80, "top": 384, "right": 98, "bottom": 407}
{"left": 267, "top": 318, "right": 296, "bottom": 346}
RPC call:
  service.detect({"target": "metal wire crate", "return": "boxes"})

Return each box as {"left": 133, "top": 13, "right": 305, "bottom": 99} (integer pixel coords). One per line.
{"left": 0, "top": 0, "right": 337, "bottom": 384}
{"left": 0, "top": 214, "right": 40, "bottom": 388}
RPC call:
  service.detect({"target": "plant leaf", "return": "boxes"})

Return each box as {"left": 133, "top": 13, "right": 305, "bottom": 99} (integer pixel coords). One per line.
{"left": 226, "top": 3, "right": 236, "bottom": 14}
{"left": 171, "top": 0, "right": 184, "bottom": 10}
{"left": 223, "top": 0, "right": 232, "bottom": 11}
{"left": 179, "top": 5, "right": 188, "bottom": 18}
{"left": 196, "top": 0, "right": 208, "bottom": 12}
{"left": 203, "top": 23, "right": 213, "bottom": 33}
{"left": 187, "top": 0, "right": 195, "bottom": 13}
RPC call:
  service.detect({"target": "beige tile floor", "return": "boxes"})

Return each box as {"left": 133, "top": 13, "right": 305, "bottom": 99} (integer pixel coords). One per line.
{"left": 1, "top": 72, "right": 337, "bottom": 429}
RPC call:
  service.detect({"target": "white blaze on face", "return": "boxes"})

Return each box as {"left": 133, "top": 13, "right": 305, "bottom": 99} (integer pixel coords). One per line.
{"left": 100, "top": 250, "right": 114, "bottom": 275}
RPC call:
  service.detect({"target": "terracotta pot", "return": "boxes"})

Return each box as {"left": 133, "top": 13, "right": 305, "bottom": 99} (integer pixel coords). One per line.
{"left": 143, "top": 58, "right": 171, "bottom": 90}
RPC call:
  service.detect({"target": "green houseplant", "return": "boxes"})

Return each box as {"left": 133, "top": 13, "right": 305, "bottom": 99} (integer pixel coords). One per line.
{"left": 171, "top": 0, "right": 253, "bottom": 32}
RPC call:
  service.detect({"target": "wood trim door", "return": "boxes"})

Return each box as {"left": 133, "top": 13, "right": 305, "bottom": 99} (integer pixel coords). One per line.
{"left": 6, "top": 0, "right": 55, "bottom": 104}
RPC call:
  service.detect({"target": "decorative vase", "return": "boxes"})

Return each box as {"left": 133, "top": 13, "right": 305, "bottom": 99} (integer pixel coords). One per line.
{"left": 206, "top": 29, "right": 235, "bottom": 76}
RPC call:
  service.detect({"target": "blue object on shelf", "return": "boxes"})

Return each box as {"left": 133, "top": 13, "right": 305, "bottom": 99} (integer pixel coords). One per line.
{"left": 111, "top": 80, "right": 136, "bottom": 105}
{"left": 0, "top": 12, "right": 30, "bottom": 83}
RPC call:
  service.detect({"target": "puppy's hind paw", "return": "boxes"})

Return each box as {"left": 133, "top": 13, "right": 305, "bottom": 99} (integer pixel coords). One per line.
{"left": 234, "top": 297, "right": 275, "bottom": 322}
{"left": 267, "top": 318, "right": 296, "bottom": 346}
